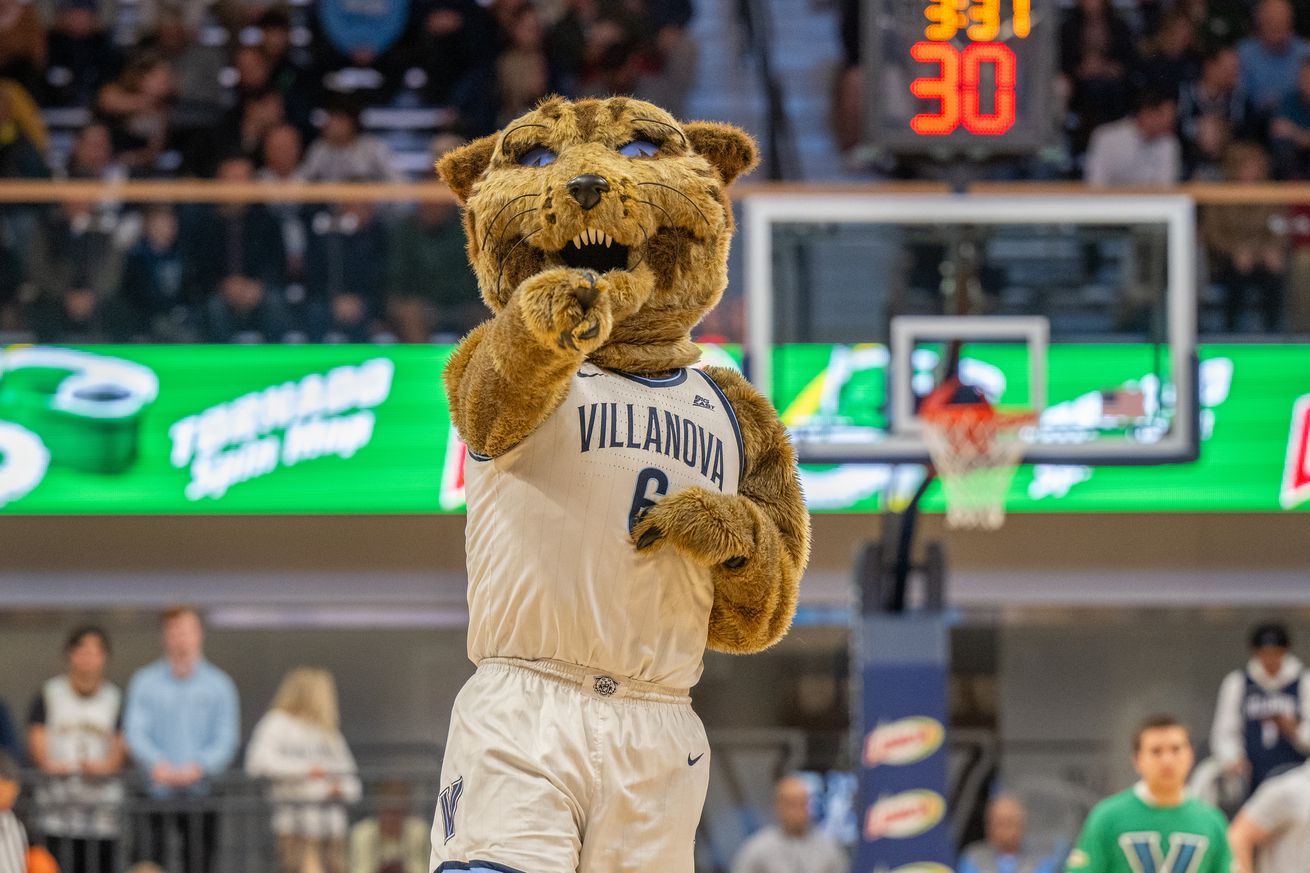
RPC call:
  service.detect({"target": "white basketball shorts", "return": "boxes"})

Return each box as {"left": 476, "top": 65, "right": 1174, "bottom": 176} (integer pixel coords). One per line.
{"left": 430, "top": 657, "right": 711, "bottom": 873}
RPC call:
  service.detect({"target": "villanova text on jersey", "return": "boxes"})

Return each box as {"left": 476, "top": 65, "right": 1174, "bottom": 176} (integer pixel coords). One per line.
{"left": 577, "top": 402, "right": 729, "bottom": 492}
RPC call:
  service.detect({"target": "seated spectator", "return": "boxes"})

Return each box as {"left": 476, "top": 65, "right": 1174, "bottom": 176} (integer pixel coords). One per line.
{"left": 0, "top": 0, "right": 46, "bottom": 94}
{"left": 258, "top": 124, "right": 308, "bottom": 284}
{"left": 731, "top": 775, "right": 848, "bottom": 873}
{"left": 95, "top": 51, "right": 176, "bottom": 171}
{"left": 1180, "top": 47, "right": 1250, "bottom": 174}
{"left": 0, "top": 80, "right": 48, "bottom": 178}
{"left": 1059, "top": 0, "right": 1137, "bottom": 154}
{"left": 0, "top": 751, "right": 30, "bottom": 872}
{"left": 255, "top": 9, "right": 313, "bottom": 131}
{"left": 27, "top": 626, "right": 126, "bottom": 873}
{"left": 1272, "top": 57, "right": 1310, "bottom": 178}
{"left": 386, "top": 171, "right": 481, "bottom": 341}
{"left": 958, "top": 794, "right": 1059, "bottom": 873}
{"left": 1187, "top": 114, "right": 1234, "bottom": 181}
{"left": 143, "top": 9, "right": 224, "bottom": 113}
{"left": 260, "top": 122, "right": 302, "bottom": 181}
{"left": 304, "top": 199, "right": 389, "bottom": 341}
{"left": 349, "top": 782, "right": 430, "bottom": 873}
{"left": 44, "top": 0, "right": 121, "bottom": 108}
{"left": 189, "top": 86, "right": 285, "bottom": 174}
{"left": 1135, "top": 11, "right": 1201, "bottom": 106}
{"left": 496, "top": 4, "right": 551, "bottom": 125}
{"left": 1203, "top": 144, "right": 1288, "bottom": 332}
{"left": 25, "top": 200, "right": 129, "bottom": 342}
{"left": 62, "top": 121, "right": 126, "bottom": 181}
{"left": 400, "top": 0, "right": 496, "bottom": 137}
{"left": 634, "top": 0, "right": 696, "bottom": 118}
{"left": 119, "top": 204, "right": 194, "bottom": 340}
{"left": 1174, "top": 0, "right": 1252, "bottom": 49}
{"left": 245, "top": 668, "right": 361, "bottom": 873}
{"left": 1085, "top": 91, "right": 1182, "bottom": 186}
{"left": 299, "top": 98, "right": 400, "bottom": 182}
{"left": 181, "top": 153, "right": 287, "bottom": 309}
{"left": 124, "top": 606, "right": 239, "bottom": 873}
{"left": 1238, "top": 0, "right": 1310, "bottom": 118}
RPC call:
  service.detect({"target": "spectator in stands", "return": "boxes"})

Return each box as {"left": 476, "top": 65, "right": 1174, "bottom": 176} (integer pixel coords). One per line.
{"left": 95, "top": 52, "right": 176, "bottom": 171}
{"left": 123, "top": 605, "right": 239, "bottom": 873}
{"left": 119, "top": 204, "right": 194, "bottom": 340}
{"left": 1085, "top": 91, "right": 1181, "bottom": 186}
{"left": 0, "top": 0, "right": 46, "bottom": 94}
{"left": 62, "top": 121, "right": 125, "bottom": 181}
{"left": 1211, "top": 622, "right": 1310, "bottom": 795}
{"left": 181, "top": 153, "right": 290, "bottom": 341}
{"left": 731, "top": 775, "right": 848, "bottom": 873}
{"left": 1228, "top": 759, "right": 1310, "bottom": 873}
{"left": 191, "top": 86, "right": 285, "bottom": 174}
{"left": 255, "top": 9, "right": 312, "bottom": 131}
{"left": 0, "top": 80, "right": 48, "bottom": 178}
{"left": 1238, "top": 0, "right": 1310, "bottom": 116}
{"left": 402, "top": 0, "right": 496, "bottom": 136}
{"left": 26, "top": 199, "right": 128, "bottom": 342}
{"left": 260, "top": 122, "right": 302, "bottom": 181}
{"left": 245, "top": 668, "right": 361, "bottom": 873}
{"left": 387, "top": 157, "right": 482, "bottom": 341}
{"left": 144, "top": 9, "right": 224, "bottom": 113}
{"left": 957, "top": 795, "right": 1058, "bottom": 873}
{"left": 348, "top": 781, "right": 430, "bottom": 873}
{"left": 1180, "top": 47, "right": 1250, "bottom": 174}
{"left": 44, "top": 0, "right": 122, "bottom": 108}
{"left": 634, "top": 0, "right": 696, "bottom": 118}
{"left": 1272, "top": 57, "right": 1310, "bottom": 178}
{"left": 1068, "top": 715, "right": 1231, "bottom": 873}
{"left": 496, "top": 4, "right": 551, "bottom": 125}
{"left": 258, "top": 123, "right": 308, "bottom": 285}
{"left": 27, "top": 626, "right": 126, "bottom": 873}
{"left": 304, "top": 198, "right": 389, "bottom": 341}
{"left": 299, "top": 98, "right": 400, "bottom": 182}
{"left": 1059, "top": 0, "right": 1137, "bottom": 154}
{"left": 1175, "top": 0, "right": 1252, "bottom": 50}
{"left": 1202, "top": 143, "right": 1288, "bottom": 331}
{"left": 0, "top": 751, "right": 29, "bottom": 873}
{"left": 1136, "top": 11, "right": 1202, "bottom": 107}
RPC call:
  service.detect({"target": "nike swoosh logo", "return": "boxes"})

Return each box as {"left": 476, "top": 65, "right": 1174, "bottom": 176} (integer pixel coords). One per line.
{"left": 688, "top": 753, "right": 705, "bottom": 766}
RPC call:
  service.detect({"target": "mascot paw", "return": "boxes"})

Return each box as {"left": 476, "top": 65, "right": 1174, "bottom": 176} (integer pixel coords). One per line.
{"left": 517, "top": 268, "right": 615, "bottom": 354}
{"left": 630, "top": 487, "right": 756, "bottom": 568}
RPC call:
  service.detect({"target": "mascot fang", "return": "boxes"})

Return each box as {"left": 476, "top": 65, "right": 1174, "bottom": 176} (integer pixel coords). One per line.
{"left": 432, "top": 96, "right": 811, "bottom": 873}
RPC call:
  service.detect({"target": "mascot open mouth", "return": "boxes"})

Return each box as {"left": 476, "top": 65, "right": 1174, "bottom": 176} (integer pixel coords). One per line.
{"left": 558, "top": 232, "right": 631, "bottom": 273}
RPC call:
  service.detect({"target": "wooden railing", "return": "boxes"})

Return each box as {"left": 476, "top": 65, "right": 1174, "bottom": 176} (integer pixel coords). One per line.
{"left": 2, "top": 179, "right": 1308, "bottom": 204}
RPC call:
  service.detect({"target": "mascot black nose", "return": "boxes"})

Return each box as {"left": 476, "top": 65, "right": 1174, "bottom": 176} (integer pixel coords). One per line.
{"left": 567, "top": 174, "right": 610, "bottom": 210}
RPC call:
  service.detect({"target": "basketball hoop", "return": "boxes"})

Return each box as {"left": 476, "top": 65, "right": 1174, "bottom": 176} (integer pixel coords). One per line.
{"left": 920, "top": 381, "right": 1035, "bottom": 531}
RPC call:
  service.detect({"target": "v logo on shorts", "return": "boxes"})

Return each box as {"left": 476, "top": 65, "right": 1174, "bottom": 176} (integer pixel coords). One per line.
{"left": 440, "top": 777, "right": 464, "bottom": 844}
{"left": 1117, "top": 832, "right": 1209, "bottom": 873}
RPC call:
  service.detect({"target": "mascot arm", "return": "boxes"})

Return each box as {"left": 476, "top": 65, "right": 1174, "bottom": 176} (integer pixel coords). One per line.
{"left": 445, "top": 268, "right": 616, "bottom": 458}
{"left": 629, "top": 365, "right": 811, "bottom": 654}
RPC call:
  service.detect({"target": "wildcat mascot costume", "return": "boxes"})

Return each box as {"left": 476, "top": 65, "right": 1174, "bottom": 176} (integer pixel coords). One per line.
{"left": 432, "top": 96, "right": 810, "bottom": 873}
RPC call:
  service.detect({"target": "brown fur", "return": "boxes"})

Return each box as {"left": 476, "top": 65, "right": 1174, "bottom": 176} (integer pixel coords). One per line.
{"left": 438, "top": 96, "right": 809, "bottom": 654}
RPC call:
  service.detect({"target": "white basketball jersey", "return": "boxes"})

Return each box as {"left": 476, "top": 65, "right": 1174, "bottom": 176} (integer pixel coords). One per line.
{"left": 463, "top": 364, "right": 743, "bottom": 689}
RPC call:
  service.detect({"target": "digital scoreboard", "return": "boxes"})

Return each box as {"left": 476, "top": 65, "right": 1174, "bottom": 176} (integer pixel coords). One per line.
{"left": 864, "top": 0, "right": 1056, "bottom": 154}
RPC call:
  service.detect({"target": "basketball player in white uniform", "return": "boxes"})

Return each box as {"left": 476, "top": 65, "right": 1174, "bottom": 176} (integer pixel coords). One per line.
{"left": 433, "top": 363, "right": 741, "bottom": 873}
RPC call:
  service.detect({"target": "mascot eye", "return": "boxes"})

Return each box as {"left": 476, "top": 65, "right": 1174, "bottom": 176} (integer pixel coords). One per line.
{"left": 518, "top": 146, "right": 557, "bottom": 168}
{"left": 617, "top": 140, "right": 660, "bottom": 158}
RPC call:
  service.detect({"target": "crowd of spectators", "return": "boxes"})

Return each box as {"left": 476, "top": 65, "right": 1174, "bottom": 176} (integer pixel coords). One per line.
{"left": 0, "top": 609, "right": 433, "bottom": 873}
{"left": 0, "top": 0, "right": 697, "bottom": 342}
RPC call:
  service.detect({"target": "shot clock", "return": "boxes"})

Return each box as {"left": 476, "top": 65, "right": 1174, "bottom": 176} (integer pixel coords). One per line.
{"left": 864, "top": 0, "right": 1055, "bottom": 154}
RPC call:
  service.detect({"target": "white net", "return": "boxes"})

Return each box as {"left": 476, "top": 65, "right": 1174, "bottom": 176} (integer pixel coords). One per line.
{"left": 922, "top": 408, "right": 1033, "bottom": 530}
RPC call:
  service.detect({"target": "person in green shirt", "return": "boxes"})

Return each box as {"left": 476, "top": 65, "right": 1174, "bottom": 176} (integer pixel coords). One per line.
{"left": 1067, "top": 714, "right": 1232, "bottom": 873}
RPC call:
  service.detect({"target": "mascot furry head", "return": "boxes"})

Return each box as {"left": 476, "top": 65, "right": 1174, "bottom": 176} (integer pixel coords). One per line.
{"left": 438, "top": 96, "right": 808, "bottom": 654}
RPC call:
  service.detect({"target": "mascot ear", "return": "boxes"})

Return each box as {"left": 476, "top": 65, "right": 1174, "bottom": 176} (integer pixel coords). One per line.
{"left": 436, "top": 135, "right": 497, "bottom": 203}
{"left": 684, "top": 122, "right": 760, "bottom": 186}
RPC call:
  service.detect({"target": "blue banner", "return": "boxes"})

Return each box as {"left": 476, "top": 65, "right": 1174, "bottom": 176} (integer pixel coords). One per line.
{"left": 855, "top": 615, "right": 953, "bottom": 873}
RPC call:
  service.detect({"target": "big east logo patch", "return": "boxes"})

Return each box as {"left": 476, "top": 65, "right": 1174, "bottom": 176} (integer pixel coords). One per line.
{"left": 1281, "top": 394, "right": 1310, "bottom": 510}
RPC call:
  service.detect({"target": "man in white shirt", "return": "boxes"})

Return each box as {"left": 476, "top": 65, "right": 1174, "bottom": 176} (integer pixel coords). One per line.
{"left": 731, "top": 775, "right": 848, "bottom": 873}
{"left": 1227, "top": 761, "right": 1310, "bottom": 873}
{"left": 1084, "top": 92, "right": 1182, "bottom": 187}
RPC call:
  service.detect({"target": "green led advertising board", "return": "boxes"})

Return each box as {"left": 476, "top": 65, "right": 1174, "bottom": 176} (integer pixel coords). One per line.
{"left": 0, "top": 343, "right": 1306, "bottom": 514}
